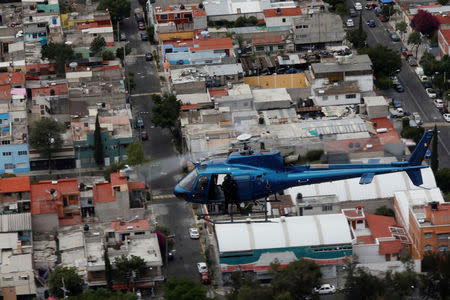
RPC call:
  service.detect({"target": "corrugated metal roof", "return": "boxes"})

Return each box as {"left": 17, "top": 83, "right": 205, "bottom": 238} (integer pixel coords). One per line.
{"left": 0, "top": 213, "right": 32, "bottom": 232}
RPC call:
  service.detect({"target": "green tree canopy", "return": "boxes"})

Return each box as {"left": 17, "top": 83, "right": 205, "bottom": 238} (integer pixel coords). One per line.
{"left": 348, "top": 28, "right": 367, "bottom": 49}
{"left": 41, "top": 42, "right": 74, "bottom": 74}
{"left": 151, "top": 94, "right": 181, "bottom": 132}
{"left": 126, "top": 142, "right": 149, "bottom": 166}
{"left": 344, "top": 267, "right": 384, "bottom": 300}
{"left": 48, "top": 266, "right": 84, "bottom": 298}
{"left": 94, "top": 114, "right": 104, "bottom": 166}
{"left": 163, "top": 277, "right": 207, "bottom": 300}
{"left": 435, "top": 168, "right": 450, "bottom": 193}
{"left": 359, "top": 44, "right": 402, "bottom": 77}
{"left": 67, "top": 288, "right": 137, "bottom": 300}
{"left": 116, "top": 46, "right": 132, "bottom": 60}
{"left": 395, "top": 21, "right": 408, "bottom": 38}
{"left": 381, "top": 5, "right": 395, "bottom": 18}
{"left": 97, "top": 0, "right": 131, "bottom": 22}
{"left": 102, "top": 50, "right": 116, "bottom": 60}
{"left": 271, "top": 259, "right": 322, "bottom": 299}
{"left": 419, "top": 252, "right": 450, "bottom": 299}
{"left": 408, "top": 31, "right": 423, "bottom": 57}
{"left": 113, "top": 255, "right": 147, "bottom": 286}
{"left": 90, "top": 36, "right": 107, "bottom": 56}
{"left": 29, "top": 118, "right": 65, "bottom": 159}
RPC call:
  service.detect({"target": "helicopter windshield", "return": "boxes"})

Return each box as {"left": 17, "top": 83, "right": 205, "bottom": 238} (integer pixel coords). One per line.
{"left": 178, "top": 169, "right": 198, "bottom": 191}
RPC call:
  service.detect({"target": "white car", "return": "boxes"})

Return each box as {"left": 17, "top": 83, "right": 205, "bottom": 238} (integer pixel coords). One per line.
{"left": 443, "top": 113, "right": 450, "bottom": 122}
{"left": 189, "top": 228, "right": 199, "bottom": 239}
{"left": 412, "top": 112, "right": 423, "bottom": 125}
{"left": 197, "top": 262, "right": 208, "bottom": 273}
{"left": 346, "top": 19, "right": 354, "bottom": 27}
{"left": 354, "top": 2, "right": 362, "bottom": 10}
{"left": 434, "top": 99, "right": 444, "bottom": 108}
{"left": 426, "top": 88, "right": 437, "bottom": 98}
{"left": 314, "top": 284, "right": 336, "bottom": 295}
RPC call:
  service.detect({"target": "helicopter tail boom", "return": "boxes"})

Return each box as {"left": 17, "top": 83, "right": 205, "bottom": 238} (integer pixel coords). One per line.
{"left": 407, "top": 129, "right": 434, "bottom": 166}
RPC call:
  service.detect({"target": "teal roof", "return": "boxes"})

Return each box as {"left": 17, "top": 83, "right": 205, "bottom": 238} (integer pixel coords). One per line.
{"left": 36, "top": 4, "right": 59, "bottom": 12}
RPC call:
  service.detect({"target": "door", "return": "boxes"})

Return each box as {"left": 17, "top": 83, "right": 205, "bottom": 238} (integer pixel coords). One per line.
{"left": 234, "top": 175, "right": 253, "bottom": 202}
{"left": 191, "top": 175, "right": 210, "bottom": 203}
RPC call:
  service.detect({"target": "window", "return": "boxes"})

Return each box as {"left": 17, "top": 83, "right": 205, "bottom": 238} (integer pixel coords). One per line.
{"left": 437, "top": 233, "right": 448, "bottom": 240}
{"left": 84, "top": 122, "right": 88, "bottom": 127}
{"left": 322, "top": 205, "right": 332, "bottom": 211}
{"left": 438, "top": 245, "right": 448, "bottom": 252}
{"left": 346, "top": 94, "right": 357, "bottom": 99}
{"left": 424, "top": 233, "right": 432, "bottom": 239}
{"left": 160, "top": 14, "right": 168, "bottom": 20}
{"left": 1, "top": 140, "right": 10, "bottom": 145}
{"left": 295, "top": 34, "right": 308, "bottom": 39}
{"left": 4, "top": 164, "right": 14, "bottom": 169}
{"left": 424, "top": 244, "right": 432, "bottom": 251}
{"left": 18, "top": 151, "right": 27, "bottom": 156}
{"left": 195, "top": 176, "right": 209, "bottom": 191}
{"left": 3, "top": 152, "right": 11, "bottom": 156}
{"left": 19, "top": 275, "right": 29, "bottom": 280}
{"left": 90, "top": 271, "right": 104, "bottom": 279}
{"left": 184, "top": 13, "right": 192, "bottom": 21}
{"left": 205, "top": 60, "right": 213, "bottom": 63}
{"left": 335, "top": 95, "right": 339, "bottom": 100}
{"left": 3, "top": 276, "right": 13, "bottom": 281}
{"left": 282, "top": 18, "right": 286, "bottom": 23}
{"left": 255, "top": 46, "right": 265, "bottom": 51}
{"left": 69, "top": 195, "right": 77, "bottom": 201}
{"left": 278, "top": 45, "right": 284, "bottom": 50}
{"left": 135, "top": 231, "right": 145, "bottom": 235}
{"left": 175, "top": 13, "right": 180, "bottom": 19}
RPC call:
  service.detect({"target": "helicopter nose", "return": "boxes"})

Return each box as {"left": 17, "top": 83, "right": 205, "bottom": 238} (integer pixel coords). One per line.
{"left": 173, "top": 185, "right": 186, "bottom": 200}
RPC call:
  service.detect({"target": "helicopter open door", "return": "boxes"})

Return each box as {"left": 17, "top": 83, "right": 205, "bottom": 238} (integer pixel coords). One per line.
{"left": 191, "top": 175, "right": 210, "bottom": 202}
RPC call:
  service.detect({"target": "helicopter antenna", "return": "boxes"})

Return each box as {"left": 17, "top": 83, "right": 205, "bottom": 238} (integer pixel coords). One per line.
{"left": 237, "top": 133, "right": 253, "bottom": 155}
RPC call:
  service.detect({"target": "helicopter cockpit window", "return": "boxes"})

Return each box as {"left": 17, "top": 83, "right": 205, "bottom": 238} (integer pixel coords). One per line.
{"left": 195, "top": 176, "right": 209, "bottom": 191}
{"left": 178, "top": 169, "right": 198, "bottom": 190}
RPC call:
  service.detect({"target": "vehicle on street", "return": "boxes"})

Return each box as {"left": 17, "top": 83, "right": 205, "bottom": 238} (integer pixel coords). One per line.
{"left": 136, "top": 117, "right": 144, "bottom": 128}
{"left": 426, "top": 88, "right": 437, "bottom": 98}
{"left": 443, "top": 113, "right": 450, "bottom": 122}
{"left": 390, "top": 107, "right": 405, "bottom": 118}
{"left": 389, "top": 32, "right": 400, "bottom": 42}
{"left": 200, "top": 272, "right": 210, "bottom": 284}
{"left": 145, "top": 52, "right": 153, "bottom": 61}
{"left": 390, "top": 75, "right": 400, "bottom": 85}
{"left": 422, "top": 81, "right": 432, "bottom": 88}
{"left": 140, "top": 33, "right": 149, "bottom": 41}
{"left": 375, "top": 6, "right": 381, "bottom": 16}
{"left": 419, "top": 75, "right": 429, "bottom": 82}
{"left": 197, "top": 262, "right": 208, "bottom": 273}
{"left": 346, "top": 19, "right": 354, "bottom": 27}
{"left": 141, "top": 131, "right": 148, "bottom": 140}
{"left": 401, "top": 47, "right": 413, "bottom": 58}
{"left": 367, "top": 19, "right": 376, "bottom": 27}
{"left": 379, "top": 15, "right": 389, "bottom": 22}
{"left": 393, "top": 83, "right": 405, "bottom": 92}
{"left": 365, "top": 2, "right": 378, "bottom": 9}
{"left": 392, "top": 97, "right": 403, "bottom": 108}
{"left": 121, "top": 164, "right": 134, "bottom": 173}
{"left": 407, "top": 56, "right": 418, "bottom": 66}
{"left": 168, "top": 249, "right": 176, "bottom": 261}
{"left": 138, "top": 21, "right": 145, "bottom": 30}
{"left": 120, "top": 33, "right": 126, "bottom": 41}
{"left": 412, "top": 112, "right": 423, "bottom": 125}
{"left": 189, "top": 228, "right": 199, "bottom": 239}
{"left": 354, "top": 2, "right": 362, "bottom": 10}
{"left": 350, "top": 8, "right": 357, "bottom": 17}
{"left": 314, "top": 284, "right": 336, "bottom": 295}
{"left": 434, "top": 99, "right": 444, "bottom": 108}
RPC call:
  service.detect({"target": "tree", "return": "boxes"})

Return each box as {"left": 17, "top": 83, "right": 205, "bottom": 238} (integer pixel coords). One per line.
{"left": 29, "top": 118, "right": 65, "bottom": 168}
{"left": 102, "top": 50, "right": 115, "bottom": 60}
{"left": 348, "top": 28, "right": 367, "bottom": 49}
{"left": 41, "top": 42, "right": 74, "bottom": 74}
{"left": 383, "top": 269, "right": 417, "bottom": 299}
{"left": 271, "top": 259, "right": 322, "bottom": 299}
{"left": 126, "top": 142, "right": 149, "bottom": 166}
{"left": 419, "top": 252, "right": 450, "bottom": 300}
{"left": 146, "top": 26, "right": 155, "bottom": 43}
{"left": 375, "top": 205, "right": 395, "bottom": 217}
{"left": 67, "top": 288, "right": 137, "bottom": 300}
{"left": 90, "top": 36, "right": 107, "bottom": 56}
{"left": 438, "top": 0, "right": 449, "bottom": 5}
{"left": 410, "top": 9, "right": 440, "bottom": 37}
{"left": 104, "top": 247, "right": 113, "bottom": 290}
{"left": 163, "top": 277, "right": 207, "bottom": 300}
{"left": 97, "top": 0, "right": 131, "bottom": 22}
{"left": 103, "top": 161, "right": 125, "bottom": 182}
{"left": 435, "top": 168, "right": 450, "bottom": 193}
{"left": 94, "top": 114, "right": 104, "bottom": 166}
{"left": 431, "top": 125, "right": 438, "bottom": 173}
{"left": 116, "top": 46, "right": 131, "bottom": 60}
{"left": 395, "top": 21, "right": 408, "bottom": 39}
{"left": 401, "top": 126, "right": 425, "bottom": 144}
{"left": 359, "top": 45, "right": 402, "bottom": 77}
{"left": 381, "top": 5, "right": 395, "bottom": 18}
{"left": 344, "top": 267, "right": 384, "bottom": 300}
{"left": 113, "top": 255, "right": 147, "bottom": 287}
{"left": 126, "top": 72, "right": 136, "bottom": 91}
{"left": 151, "top": 94, "right": 181, "bottom": 134}
{"left": 48, "top": 266, "right": 84, "bottom": 298}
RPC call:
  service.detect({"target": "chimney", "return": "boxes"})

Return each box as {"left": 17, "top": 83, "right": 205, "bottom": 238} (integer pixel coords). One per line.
{"left": 276, "top": 8, "right": 282, "bottom": 15}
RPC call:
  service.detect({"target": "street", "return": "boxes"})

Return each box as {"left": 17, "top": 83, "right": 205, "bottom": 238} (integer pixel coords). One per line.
{"left": 347, "top": 1, "right": 450, "bottom": 167}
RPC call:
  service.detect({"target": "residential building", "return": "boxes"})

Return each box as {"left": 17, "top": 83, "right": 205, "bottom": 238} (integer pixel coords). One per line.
{"left": 30, "top": 178, "right": 81, "bottom": 232}
{"left": 438, "top": 28, "right": 450, "bottom": 57}
{"left": 293, "top": 12, "right": 345, "bottom": 50}
{"left": 215, "top": 214, "right": 353, "bottom": 282}
{"left": 251, "top": 88, "right": 292, "bottom": 110}
{"left": 364, "top": 96, "right": 389, "bottom": 119}
{"left": 204, "top": 0, "right": 296, "bottom": 18}
{"left": 71, "top": 108, "right": 133, "bottom": 168}
{"left": 149, "top": 5, "right": 207, "bottom": 31}
{"left": 0, "top": 176, "right": 31, "bottom": 213}
{"left": 252, "top": 36, "right": 288, "bottom": 54}
{"left": 394, "top": 189, "right": 449, "bottom": 259}
{"left": 263, "top": 7, "right": 302, "bottom": 27}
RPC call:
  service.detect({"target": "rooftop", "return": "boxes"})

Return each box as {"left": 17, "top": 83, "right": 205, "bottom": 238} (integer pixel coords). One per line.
{"left": 263, "top": 7, "right": 302, "bottom": 17}
{"left": 311, "top": 55, "right": 372, "bottom": 75}
{"left": 324, "top": 136, "right": 384, "bottom": 154}
{"left": 0, "top": 213, "right": 32, "bottom": 232}
{"left": 0, "top": 176, "right": 30, "bottom": 193}
{"left": 315, "top": 80, "right": 360, "bottom": 96}
{"left": 371, "top": 117, "right": 402, "bottom": 144}
{"left": 30, "top": 178, "right": 79, "bottom": 215}
{"left": 253, "top": 35, "right": 285, "bottom": 45}
{"left": 71, "top": 113, "right": 132, "bottom": 141}
{"left": 111, "top": 219, "right": 150, "bottom": 232}
{"left": 191, "top": 37, "right": 233, "bottom": 51}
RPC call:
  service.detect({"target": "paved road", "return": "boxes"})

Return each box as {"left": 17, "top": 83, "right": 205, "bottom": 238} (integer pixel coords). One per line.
{"left": 347, "top": 2, "right": 450, "bottom": 168}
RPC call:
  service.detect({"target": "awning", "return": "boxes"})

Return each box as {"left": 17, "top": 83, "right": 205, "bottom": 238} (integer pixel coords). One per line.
{"left": 380, "top": 0, "right": 393, "bottom": 3}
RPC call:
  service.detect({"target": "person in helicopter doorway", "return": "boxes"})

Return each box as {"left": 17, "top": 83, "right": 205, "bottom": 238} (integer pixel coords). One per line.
{"left": 222, "top": 174, "right": 238, "bottom": 214}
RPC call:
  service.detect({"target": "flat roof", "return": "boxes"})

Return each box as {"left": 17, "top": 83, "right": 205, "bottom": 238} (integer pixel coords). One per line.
{"left": 252, "top": 88, "right": 292, "bottom": 102}
{"left": 177, "top": 93, "right": 211, "bottom": 105}
{"left": 215, "top": 214, "right": 352, "bottom": 253}
{"left": 311, "top": 55, "right": 372, "bottom": 74}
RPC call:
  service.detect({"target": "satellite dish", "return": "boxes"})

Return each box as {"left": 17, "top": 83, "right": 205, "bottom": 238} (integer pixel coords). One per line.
{"left": 237, "top": 133, "right": 252, "bottom": 142}
{"left": 69, "top": 62, "right": 78, "bottom": 68}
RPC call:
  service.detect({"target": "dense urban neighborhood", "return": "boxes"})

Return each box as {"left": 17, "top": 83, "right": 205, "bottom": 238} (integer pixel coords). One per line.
{"left": 0, "top": 0, "right": 447, "bottom": 298}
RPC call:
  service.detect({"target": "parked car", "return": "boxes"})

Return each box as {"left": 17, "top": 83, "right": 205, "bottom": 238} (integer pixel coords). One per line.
{"left": 346, "top": 19, "right": 354, "bottom": 27}
{"left": 189, "top": 228, "right": 199, "bottom": 239}
{"left": 367, "top": 19, "right": 376, "bottom": 27}
{"left": 354, "top": 2, "right": 362, "bottom": 10}
{"left": 135, "top": 117, "right": 144, "bottom": 128}
{"left": 390, "top": 75, "right": 400, "bottom": 85}
{"left": 390, "top": 107, "right": 405, "bottom": 118}
{"left": 393, "top": 83, "right": 405, "bottom": 92}
{"left": 426, "top": 88, "right": 437, "bottom": 98}
{"left": 379, "top": 15, "right": 389, "bottom": 22}
{"left": 365, "top": 2, "right": 378, "bottom": 9}
{"left": 119, "top": 33, "right": 127, "bottom": 41}
{"left": 145, "top": 52, "right": 153, "bottom": 61}
{"left": 443, "top": 113, "right": 450, "bottom": 122}
{"left": 412, "top": 112, "right": 423, "bottom": 125}
{"left": 141, "top": 131, "right": 148, "bottom": 140}
{"left": 138, "top": 21, "right": 145, "bottom": 30}
{"left": 314, "top": 284, "right": 336, "bottom": 295}
{"left": 434, "top": 99, "right": 444, "bottom": 108}
{"left": 408, "top": 56, "right": 418, "bottom": 66}
{"left": 401, "top": 47, "right": 413, "bottom": 58}
{"left": 350, "top": 8, "right": 357, "bottom": 17}
{"left": 390, "top": 32, "right": 400, "bottom": 42}
{"left": 140, "top": 33, "right": 149, "bottom": 41}
{"left": 197, "top": 262, "right": 208, "bottom": 273}
{"left": 375, "top": 6, "right": 381, "bottom": 16}
{"left": 135, "top": 12, "right": 144, "bottom": 22}
{"left": 200, "top": 272, "right": 210, "bottom": 284}
{"left": 422, "top": 81, "right": 432, "bottom": 88}
{"left": 392, "top": 97, "right": 403, "bottom": 108}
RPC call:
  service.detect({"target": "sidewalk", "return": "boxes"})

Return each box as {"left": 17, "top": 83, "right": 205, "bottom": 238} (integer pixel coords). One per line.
{"left": 15, "top": 167, "right": 103, "bottom": 178}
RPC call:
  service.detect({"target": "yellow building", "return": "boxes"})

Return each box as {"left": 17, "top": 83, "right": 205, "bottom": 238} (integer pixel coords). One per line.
{"left": 244, "top": 73, "right": 309, "bottom": 89}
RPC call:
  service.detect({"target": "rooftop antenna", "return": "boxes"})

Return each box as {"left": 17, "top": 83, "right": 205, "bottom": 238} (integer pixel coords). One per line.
{"left": 237, "top": 133, "right": 253, "bottom": 154}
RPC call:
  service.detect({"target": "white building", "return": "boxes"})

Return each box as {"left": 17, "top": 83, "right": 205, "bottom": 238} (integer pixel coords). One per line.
{"left": 263, "top": 7, "right": 302, "bottom": 27}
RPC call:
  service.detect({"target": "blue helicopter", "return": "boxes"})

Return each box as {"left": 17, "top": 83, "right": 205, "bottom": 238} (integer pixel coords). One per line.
{"left": 174, "top": 130, "right": 434, "bottom": 205}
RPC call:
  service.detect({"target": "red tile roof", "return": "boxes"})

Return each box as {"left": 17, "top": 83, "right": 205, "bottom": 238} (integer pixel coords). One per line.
{"left": 111, "top": 219, "right": 150, "bottom": 231}
{"left": 93, "top": 182, "right": 115, "bottom": 203}
{"left": 440, "top": 28, "right": 450, "bottom": 43}
{"left": 425, "top": 203, "right": 450, "bottom": 225}
{"left": 0, "top": 85, "right": 11, "bottom": 100}
{"left": 127, "top": 181, "right": 146, "bottom": 191}
{"left": 31, "top": 83, "right": 68, "bottom": 97}
{"left": 371, "top": 117, "right": 402, "bottom": 144}
{"left": 263, "top": 7, "right": 302, "bottom": 18}
{"left": 379, "top": 240, "right": 402, "bottom": 254}
{"left": 191, "top": 38, "right": 233, "bottom": 51}
{"left": 357, "top": 235, "right": 375, "bottom": 245}
{"left": 342, "top": 207, "right": 365, "bottom": 219}
{"left": 75, "top": 19, "right": 112, "bottom": 30}
{"left": 181, "top": 104, "right": 198, "bottom": 110}
{"left": 31, "top": 178, "right": 79, "bottom": 215}
{"left": 324, "top": 136, "right": 384, "bottom": 154}
{"left": 366, "top": 213, "right": 397, "bottom": 239}
{"left": 0, "top": 72, "right": 25, "bottom": 85}
{"left": 253, "top": 36, "right": 284, "bottom": 45}
{"left": 0, "top": 176, "right": 30, "bottom": 193}
{"left": 209, "top": 88, "right": 228, "bottom": 98}
{"left": 111, "top": 172, "right": 127, "bottom": 186}
{"left": 436, "top": 14, "right": 450, "bottom": 25}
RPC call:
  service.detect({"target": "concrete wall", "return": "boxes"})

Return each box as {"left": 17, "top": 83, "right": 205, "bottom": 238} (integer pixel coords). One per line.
{"left": 173, "top": 81, "right": 206, "bottom": 94}
{"left": 353, "top": 244, "right": 385, "bottom": 264}
{"left": 95, "top": 192, "right": 145, "bottom": 222}
{"left": 208, "top": 12, "right": 264, "bottom": 22}
{"left": 32, "top": 213, "right": 58, "bottom": 232}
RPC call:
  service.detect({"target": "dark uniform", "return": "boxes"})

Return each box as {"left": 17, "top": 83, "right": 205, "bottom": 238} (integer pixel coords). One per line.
{"left": 222, "top": 174, "right": 238, "bottom": 213}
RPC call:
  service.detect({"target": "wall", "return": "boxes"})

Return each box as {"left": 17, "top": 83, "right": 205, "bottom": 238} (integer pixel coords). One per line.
{"left": 159, "top": 31, "right": 195, "bottom": 42}
{"left": 244, "top": 73, "right": 309, "bottom": 88}
{"left": 95, "top": 192, "right": 145, "bottom": 222}
{"left": 314, "top": 92, "right": 361, "bottom": 106}
{"left": 208, "top": 12, "right": 264, "bottom": 22}
{"left": 353, "top": 244, "right": 385, "bottom": 264}
{"left": 265, "top": 16, "right": 294, "bottom": 27}
{"left": 31, "top": 213, "right": 58, "bottom": 232}
{"left": 194, "top": 15, "right": 208, "bottom": 30}
{"left": 0, "top": 144, "right": 30, "bottom": 173}
{"left": 311, "top": 75, "right": 373, "bottom": 94}
{"left": 173, "top": 81, "right": 206, "bottom": 94}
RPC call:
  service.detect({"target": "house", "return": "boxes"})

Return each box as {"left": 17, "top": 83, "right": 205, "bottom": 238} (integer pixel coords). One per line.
{"left": 215, "top": 214, "right": 352, "bottom": 282}
{"left": 0, "top": 176, "right": 31, "bottom": 213}
{"left": 364, "top": 96, "right": 389, "bottom": 119}
{"left": 263, "top": 7, "right": 302, "bottom": 27}
{"left": 438, "top": 28, "right": 450, "bottom": 57}
{"left": 394, "top": 189, "right": 449, "bottom": 259}
{"left": 293, "top": 12, "right": 345, "bottom": 50}
{"left": 93, "top": 172, "right": 146, "bottom": 222}
{"left": 204, "top": 0, "right": 296, "bottom": 18}
{"left": 149, "top": 5, "right": 207, "bottom": 32}
{"left": 30, "top": 178, "right": 81, "bottom": 232}
{"left": 252, "top": 36, "right": 288, "bottom": 54}
{"left": 251, "top": 88, "right": 292, "bottom": 110}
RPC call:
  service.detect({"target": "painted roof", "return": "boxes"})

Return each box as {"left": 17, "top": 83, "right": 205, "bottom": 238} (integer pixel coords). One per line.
{"left": 32, "top": 83, "right": 68, "bottom": 97}
{"left": 440, "top": 28, "right": 450, "bottom": 43}
{"left": 366, "top": 213, "right": 397, "bottom": 238}
{"left": 252, "top": 36, "right": 284, "bottom": 45}
{"left": 0, "top": 86, "right": 11, "bottom": 100}
{"left": 324, "top": 136, "right": 384, "bottom": 154}
{"left": 111, "top": 219, "right": 150, "bottom": 231}
{"left": 215, "top": 214, "right": 352, "bottom": 253}
{"left": 209, "top": 88, "right": 228, "bottom": 98}
{"left": 31, "top": 179, "right": 79, "bottom": 215}
{"left": 93, "top": 182, "right": 115, "bottom": 203}
{"left": 75, "top": 19, "right": 111, "bottom": 30}
{"left": 263, "top": 7, "right": 302, "bottom": 18}
{"left": 436, "top": 14, "right": 450, "bottom": 25}
{"left": 191, "top": 38, "right": 233, "bottom": 51}
{"left": 127, "top": 181, "right": 146, "bottom": 191}
{"left": 0, "top": 72, "right": 25, "bottom": 85}
{"left": 371, "top": 117, "right": 402, "bottom": 144}
{"left": 379, "top": 240, "right": 402, "bottom": 254}
{"left": 111, "top": 172, "right": 127, "bottom": 186}
{"left": 0, "top": 176, "right": 30, "bottom": 193}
